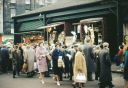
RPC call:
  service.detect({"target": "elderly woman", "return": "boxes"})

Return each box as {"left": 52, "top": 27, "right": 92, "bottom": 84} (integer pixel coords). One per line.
{"left": 36, "top": 42, "right": 48, "bottom": 84}
{"left": 99, "top": 42, "right": 114, "bottom": 88}
{"left": 73, "top": 46, "right": 87, "bottom": 87}
{"left": 24, "top": 45, "right": 35, "bottom": 77}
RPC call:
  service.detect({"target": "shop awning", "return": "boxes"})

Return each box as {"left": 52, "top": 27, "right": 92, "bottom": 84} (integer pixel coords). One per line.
{"left": 80, "top": 17, "right": 103, "bottom": 23}
{"left": 37, "top": 22, "right": 64, "bottom": 30}
{"left": 19, "top": 20, "right": 43, "bottom": 32}
{"left": 72, "top": 17, "right": 103, "bottom": 25}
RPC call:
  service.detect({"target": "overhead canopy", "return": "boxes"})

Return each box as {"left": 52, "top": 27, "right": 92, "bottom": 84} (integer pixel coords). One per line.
{"left": 37, "top": 22, "right": 64, "bottom": 30}
{"left": 80, "top": 17, "right": 103, "bottom": 23}
{"left": 19, "top": 20, "right": 43, "bottom": 32}
{"left": 13, "top": 0, "right": 102, "bottom": 18}
{"left": 72, "top": 17, "right": 103, "bottom": 25}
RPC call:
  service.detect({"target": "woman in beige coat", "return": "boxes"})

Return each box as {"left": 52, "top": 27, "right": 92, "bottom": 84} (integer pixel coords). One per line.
{"left": 73, "top": 47, "right": 87, "bottom": 86}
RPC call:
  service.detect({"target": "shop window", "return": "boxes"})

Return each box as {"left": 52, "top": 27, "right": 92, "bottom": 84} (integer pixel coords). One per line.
{"left": 10, "top": 0, "right": 16, "bottom": 3}
{"left": 10, "top": 8, "right": 16, "bottom": 17}
{"left": 25, "top": 0, "right": 30, "bottom": 4}
{"left": 11, "top": 24, "right": 14, "bottom": 34}
{"left": 39, "top": 0, "right": 45, "bottom": 6}
{"left": 45, "top": 0, "right": 52, "bottom": 3}
{"left": 25, "top": 9, "right": 30, "bottom": 13}
{"left": 25, "top": 4, "right": 30, "bottom": 10}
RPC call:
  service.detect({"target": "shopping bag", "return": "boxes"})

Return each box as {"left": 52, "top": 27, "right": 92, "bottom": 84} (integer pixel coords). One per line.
{"left": 34, "top": 62, "right": 37, "bottom": 70}
{"left": 75, "top": 72, "right": 87, "bottom": 83}
{"left": 22, "top": 63, "right": 28, "bottom": 72}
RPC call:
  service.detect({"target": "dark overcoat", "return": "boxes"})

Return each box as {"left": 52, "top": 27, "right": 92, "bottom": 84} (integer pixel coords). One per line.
{"left": 83, "top": 44, "right": 94, "bottom": 73}
{"left": 99, "top": 48, "right": 112, "bottom": 82}
{"left": 52, "top": 48, "right": 64, "bottom": 75}
{"left": 124, "top": 50, "right": 128, "bottom": 80}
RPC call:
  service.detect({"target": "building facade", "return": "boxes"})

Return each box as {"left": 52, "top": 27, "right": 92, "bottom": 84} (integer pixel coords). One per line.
{"left": 0, "top": 0, "right": 57, "bottom": 44}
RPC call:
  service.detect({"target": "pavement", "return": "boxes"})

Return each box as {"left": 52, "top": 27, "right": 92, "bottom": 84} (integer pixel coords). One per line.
{"left": 111, "top": 64, "right": 124, "bottom": 73}
{"left": 0, "top": 72, "right": 124, "bottom": 88}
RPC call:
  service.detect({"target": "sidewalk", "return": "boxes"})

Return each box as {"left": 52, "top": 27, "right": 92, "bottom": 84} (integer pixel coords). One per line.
{"left": 111, "top": 64, "right": 123, "bottom": 74}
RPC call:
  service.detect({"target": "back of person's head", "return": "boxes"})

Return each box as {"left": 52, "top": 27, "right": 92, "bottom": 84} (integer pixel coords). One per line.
{"left": 103, "top": 42, "right": 109, "bottom": 48}
{"left": 86, "top": 38, "right": 90, "bottom": 43}
{"left": 100, "top": 44, "right": 103, "bottom": 49}
{"left": 119, "top": 45, "right": 124, "bottom": 49}
{"left": 77, "top": 46, "right": 82, "bottom": 52}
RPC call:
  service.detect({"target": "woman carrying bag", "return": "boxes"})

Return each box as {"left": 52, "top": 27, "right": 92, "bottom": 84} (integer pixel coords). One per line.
{"left": 73, "top": 46, "right": 87, "bottom": 87}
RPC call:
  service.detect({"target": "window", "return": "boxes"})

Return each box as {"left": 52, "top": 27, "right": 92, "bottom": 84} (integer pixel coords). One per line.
{"left": 25, "top": 9, "right": 30, "bottom": 13}
{"left": 45, "top": 0, "right": 52, "bottom": 3}
{"left": 10, "top": 0, "right": 16, "bottom": 3}
{"left": 25, "top": 0, "right": 30, "bottom": 4}
{"left": 11, "top": 8, "right": 16, "bottom": 17}
{"left": 39, "top": 0, "right": 45, "bottom": 5}
{"left": 11, "top": 24, "right": 14, "bottom": 34}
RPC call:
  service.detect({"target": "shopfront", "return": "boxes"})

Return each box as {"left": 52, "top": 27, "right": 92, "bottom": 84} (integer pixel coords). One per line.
{"left": 13, "top": 0, "right": 121, "bottom": 57}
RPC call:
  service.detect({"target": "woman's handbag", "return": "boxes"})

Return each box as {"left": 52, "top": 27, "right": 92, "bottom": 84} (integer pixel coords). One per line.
{"left": 22, "top": 63, "right": 28, "bottom": 72}
{"left": 75, "top": 72, "right": 87, "bottom": 83}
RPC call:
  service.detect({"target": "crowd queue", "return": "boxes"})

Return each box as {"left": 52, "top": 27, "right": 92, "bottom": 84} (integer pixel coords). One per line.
{"left": 0, "top": 39, "right": 128, "bottom": 88}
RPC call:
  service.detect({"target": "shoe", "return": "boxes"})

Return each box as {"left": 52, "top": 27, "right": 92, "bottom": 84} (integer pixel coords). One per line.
{"left": 13, "top": 75, "right": 15, "bottom": 78}
{"left": 57, "top": 82, "right": 60, "bottom": 86}
{"left": 109, "top": 84, "right": 114, "bottom": 88}
{"left": 41, "top": 80, "right": 45, "bottom": 84}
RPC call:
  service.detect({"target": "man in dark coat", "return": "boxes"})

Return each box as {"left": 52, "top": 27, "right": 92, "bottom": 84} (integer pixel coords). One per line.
{"left": 99, "top": 42, "right": 114, "bottom": 88}
{"left": 12, "top": 45, "right": 20, "bottom": 78}
{"left": 83, "top": 39, "right": 94, "bottom": 81}
{"left": 1, "top": 45, "right": 9, "bottom": 73}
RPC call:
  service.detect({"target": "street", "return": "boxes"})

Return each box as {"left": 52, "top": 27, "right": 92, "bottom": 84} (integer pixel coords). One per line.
{"left": 0, "top": 73, "right": 124, "bottom": 88}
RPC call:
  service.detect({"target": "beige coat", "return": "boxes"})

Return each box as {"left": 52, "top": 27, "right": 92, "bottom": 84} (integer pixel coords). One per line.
{"left": 24, "top": 47, "right": 35, "bottom": 72}
{"left": 73, "top": 51, "right": 87, "bottom": 81}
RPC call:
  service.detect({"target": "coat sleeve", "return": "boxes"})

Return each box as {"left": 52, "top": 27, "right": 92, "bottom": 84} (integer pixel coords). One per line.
{"left": 105, "top": 53, "right": 111, "bottom": 66}
{"left": 36, "top": 48, "right": 41, "bottom": 60}
{"left": 23, "top": 50, "right": 28, "bottom": 62}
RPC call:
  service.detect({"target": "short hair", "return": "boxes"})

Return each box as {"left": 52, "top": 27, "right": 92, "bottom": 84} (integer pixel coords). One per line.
{"left": 120, "top": 45, "right": 124, "bottom": 49}
{"left": 77, "top": 46, "right": 82, "bottom": 52}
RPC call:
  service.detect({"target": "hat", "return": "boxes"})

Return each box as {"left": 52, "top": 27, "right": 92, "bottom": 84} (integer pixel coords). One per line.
{"left": 103, "top": 42, "right": 109, "bottom": 48}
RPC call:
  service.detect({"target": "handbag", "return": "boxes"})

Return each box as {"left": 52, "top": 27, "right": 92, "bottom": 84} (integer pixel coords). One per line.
{"left": 75, "top": 72, "right": 87, "bottom": 83}
{"left": 22, "top": 63, "right": 28, "bottom": 72}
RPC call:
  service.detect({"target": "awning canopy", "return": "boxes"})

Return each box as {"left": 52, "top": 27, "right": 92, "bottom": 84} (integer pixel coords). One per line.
{"left": 19, "top": 20, "right": 43, "bottom": 32}
{"left": 72, "top": 17, "right": 103, "bottom": 25}
{"left": 37, "top": 22, "right": 64, "bottom": 30}
{"left": 80, "top": 17, "right": 103, "bottom": 23}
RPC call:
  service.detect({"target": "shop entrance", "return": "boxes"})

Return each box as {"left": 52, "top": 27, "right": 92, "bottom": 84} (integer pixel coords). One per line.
{"left": 73, "top": 17, "right": 103, "bottom": 45}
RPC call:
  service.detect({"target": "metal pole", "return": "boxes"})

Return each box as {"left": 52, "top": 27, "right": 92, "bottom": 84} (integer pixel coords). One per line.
{"left": 116, "top": 0, "right": 119, "bottom": 46}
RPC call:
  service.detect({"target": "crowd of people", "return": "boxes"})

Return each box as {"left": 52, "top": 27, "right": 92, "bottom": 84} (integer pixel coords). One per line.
{"left": 1, "top": 39, "right": 128, "bottom": 88}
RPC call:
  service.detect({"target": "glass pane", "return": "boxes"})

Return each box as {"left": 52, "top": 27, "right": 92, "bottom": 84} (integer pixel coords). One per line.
{"left": 11, "top": 9, "right": 16, "bottom": 17}
{"left": 39, "top": 0, "right": 45, "bottom": 5}
{"left": 25, "top": 0, "right": 30, "bottom": 4}
{"left": 25, "top": 9, "right": 30, "bottom": 13}
{"left": 11, "top": 24, "right": 14, "bottom": 34}
{"left": 11, "top": 0, "right": 16, "bottom": 3}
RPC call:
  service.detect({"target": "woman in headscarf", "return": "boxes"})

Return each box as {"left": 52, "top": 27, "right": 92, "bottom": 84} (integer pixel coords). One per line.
{"left": 73, "top": 46, "right": 87, "bottom": 87}
{"left": 24, "top": 45, "right": 35, "bottom": 77}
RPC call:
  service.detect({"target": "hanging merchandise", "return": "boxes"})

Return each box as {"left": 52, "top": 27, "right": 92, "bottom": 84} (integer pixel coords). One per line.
{"left": 77, "top": 25, "right": 81, "bottom": 33}
{"left": 88, "top": 25, "right": 95, "bottom": 45}
{"left": 84, "top": 25, "right": 88, "bottom": 34}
